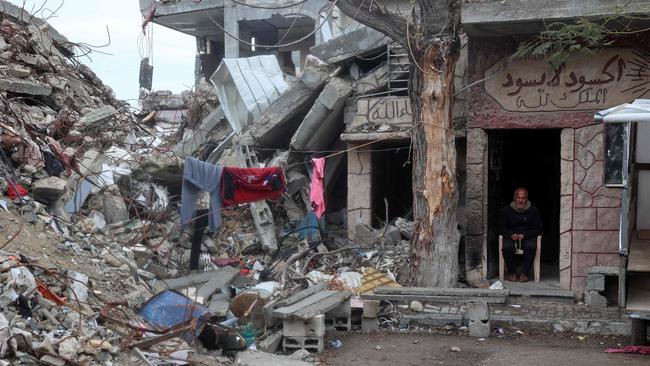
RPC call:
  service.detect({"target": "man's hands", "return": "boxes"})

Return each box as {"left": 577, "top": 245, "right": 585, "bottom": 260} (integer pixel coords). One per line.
{"left": 510, "top": 233, "right": 524, "bottom": 241}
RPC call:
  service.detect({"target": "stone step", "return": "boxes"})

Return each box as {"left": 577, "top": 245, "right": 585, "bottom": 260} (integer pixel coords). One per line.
{"left": 508, "top": 288, "right": 576, "bottom": 301}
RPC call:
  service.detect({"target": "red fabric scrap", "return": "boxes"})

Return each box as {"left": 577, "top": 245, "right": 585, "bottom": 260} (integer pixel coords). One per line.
{"left": 6, "top": 181, "right": 28, "bottom": 199}
{"left": 605, "top": 346, "right": 650, "bottom": 354}
{"left": 220, "top": 167, "right": 286, "bottom": 206}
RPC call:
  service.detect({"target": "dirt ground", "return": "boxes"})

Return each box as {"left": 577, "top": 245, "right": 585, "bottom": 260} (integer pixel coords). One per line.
{"left": 319, "top": 331, "right": 648, "bottom": 366}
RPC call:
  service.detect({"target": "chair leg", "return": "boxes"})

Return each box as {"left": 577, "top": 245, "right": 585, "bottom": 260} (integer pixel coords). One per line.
{"left": 499, "top": 236, "right": 504, "bottom": 282}
{"left": 534, "top": 236, "right": 541, "bottom": 282}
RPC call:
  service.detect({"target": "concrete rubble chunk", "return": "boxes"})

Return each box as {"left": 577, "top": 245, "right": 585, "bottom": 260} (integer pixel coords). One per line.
{"left": 57, "top": 337, "right": 80, "bottom": 360}
{"left": 174, "top": 106, "right": 226, "bottom": 156}
{"left": 310, "top": 27, "right": 390, "bottom": 65}
{"left": 468, "top": 302, "right": 491, "bottom": 338}
{"left": 234, "top": 350, "right": 313, "bottom": 366}
{"left": 0, "top": 77, "right": 51, "bottom": 95}
{"left": 31, "top": 177, "right": 67, "bottom": 203}
{"left": 355, "top": 63, "right": 389, "bottom": 95}
{"left": 290, "top": 77, "right": 353, "bottom": 151}
{"left": 80, "top": 106, "right": 117, "bottom": 125}
{"left": 0, "top": 65, "right": 31, "bottom": 78}
{"left": 17, "top": 53, "right": 50, "bottom": 70}
{"left": 394, "top": 217, "right": 415, "bottom": 240}
{"left": 585, "top": 290, "right": 608, "bottom": 308}
{"left": 245, "top": 66, "right": 329, "bottom": 147}
{"left": 39, "top": 355, "right": 66, "bottom": 366}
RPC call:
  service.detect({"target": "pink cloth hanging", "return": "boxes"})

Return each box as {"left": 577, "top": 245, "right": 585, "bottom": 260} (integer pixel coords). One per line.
{"left": 310, "top": 157, "right": 326, "bottom": 219}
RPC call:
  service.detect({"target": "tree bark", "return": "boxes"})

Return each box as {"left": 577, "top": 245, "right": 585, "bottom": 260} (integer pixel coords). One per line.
{"left": 408, "top": 38, "right": 460, "bottom": 287}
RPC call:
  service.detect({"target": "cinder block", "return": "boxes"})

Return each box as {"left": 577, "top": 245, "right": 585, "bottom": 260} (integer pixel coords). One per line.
{"left": 362, "top": 317, "right": 379, "bottom": 332}
{"left": 283, "top": 314, "right": 325, "bottom": 337}
{"left": 258, "top": 329, "right": 283, "bottom": 353}
{"left": 325, "top": 315, "right": 351, "bottom": 331}
{"left": 283, "top": 335, "right": 324, "bottom": 353}
{"left": 469, "top": 319, "right": 491, "bottom": 338}
{"left": 362, "top": 300, "right": 380, "bottom": 318}
{"left": 585, "top": 274, "right": 605, "bottom": 292}
{"left": 467, "top": 302, "right": 490, "bottom": 321}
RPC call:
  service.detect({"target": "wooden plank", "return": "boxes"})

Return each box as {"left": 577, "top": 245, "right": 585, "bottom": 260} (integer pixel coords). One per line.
{"left": 162, "top": 271, "right": 217, "bottom": 289}
{"left": 290, "top": 291, "right": 352, "bottom": 320}
{"left": 197, "top": 267, "right": 239, "bottom": 299}
{"left": 273, "top": 291, "right": 352, "bottom": 319}
{"left": 273, "top": 290, "right": 337, "bottom": 318}
{"left": 360, "top": 293, "right": 506, "bottom": 304}
{"left": 274, "top": 284, "right": 325, "bottom": 308}
{"left": 628, "top": 238, "right": 650, "bottom": 272}
{"left": 374, "top": 286, "right": 509, "bottom": 297}
{"left": 626, "top": 276, "right": 650, "bottom": 312}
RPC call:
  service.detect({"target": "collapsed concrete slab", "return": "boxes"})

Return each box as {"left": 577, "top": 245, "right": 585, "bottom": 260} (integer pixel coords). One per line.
{"left": 290, "top": 77, "right": 353, "bottom": 151}
{"left": 80, "top": 106, "right": 117, "bottom": 126}
{"left": 173, "top": 106, "right": 227, "bottom": 156}
{"left": 354, "top": 63, "right": 389, "bottom": 95}
{"left": 211, "top": 55, "right": 288, "bottom": 133}
{"left": 245, "top": 66, "right": 329, "bottom": 147}
{"left": 0, "top": 78, "right": 51, "bottom": 95}
{"left": 310, "top": 27, "right": 390, "bottom": 65}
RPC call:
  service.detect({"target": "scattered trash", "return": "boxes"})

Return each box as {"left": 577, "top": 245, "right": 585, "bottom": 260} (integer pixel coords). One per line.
{"left": 329, "top": 339, "right": 343, "bottom": 349}
{"left": 451, "top": 346, "right": 462, "bottom": 352}
{"left": 489, "top": 281, "right": 504, "bottom": 290}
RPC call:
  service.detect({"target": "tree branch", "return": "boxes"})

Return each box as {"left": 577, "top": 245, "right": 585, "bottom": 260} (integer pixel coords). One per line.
{"left": 334, "top": 0, "right": 408, "bottom": 42}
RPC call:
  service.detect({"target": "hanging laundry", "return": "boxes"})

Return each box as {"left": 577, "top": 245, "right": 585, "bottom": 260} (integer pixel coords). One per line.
{"left": 310, "top": 157, "right": 326, "bottom": 219}
{"left": 221, "top": 167, "right": 286, "bottom": 206}
{"left": 181, "top": 157, "right": 224, "bottom": 233}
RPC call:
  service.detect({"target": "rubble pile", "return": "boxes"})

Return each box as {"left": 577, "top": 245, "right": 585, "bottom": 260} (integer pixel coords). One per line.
{"left": 0, "top": 2, "right": 422, "bottom": 365}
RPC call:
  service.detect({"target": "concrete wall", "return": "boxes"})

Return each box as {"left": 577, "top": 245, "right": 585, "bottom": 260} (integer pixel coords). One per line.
{"left": 462, "top": 0, "right": 650, "bottom": 35}
{"left": 465, "top": 37, "right": 629, "bottom": 294}
{"left": 347, "top": 144, "right": 373, "bottom": 239}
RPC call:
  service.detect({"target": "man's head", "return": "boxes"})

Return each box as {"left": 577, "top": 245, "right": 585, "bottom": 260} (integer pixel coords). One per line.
{"left": 513, "top": 187, "right": 529, "bottom": 210}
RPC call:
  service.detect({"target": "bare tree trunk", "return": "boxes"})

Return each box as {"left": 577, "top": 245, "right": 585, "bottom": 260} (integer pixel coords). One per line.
{"left": 409, "top": 38, "right": 460, "bottom": 288}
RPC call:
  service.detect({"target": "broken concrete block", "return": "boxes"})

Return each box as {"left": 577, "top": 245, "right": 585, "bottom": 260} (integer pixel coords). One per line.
{"left": 39, "top": 355, "right": 66, "bottom": 366}
{"left": 394, "top": 217, "right": 415, "bottom": 240}
{"left": 585, "top": 274, "right": 605, "bottom": 292}
{"left": 173, "top": 106, "right": 225, "bottom": 156}
{"left": 286, "top": 170, "right": 308, "bottom": 195}
{"left": 0, "top": 77, "right": 51, "bottom": 95}
{"left": 355, "top": 224, "right": 379, "bottom": 248}
{"left": 355, "top": 63, "right": 389, "bottom": 95}
{"left": 80, "top": 106, "right": 117, "bottom": 126}
{"left": 585, "top": 290, "right": 608, "bottom": 308}
{"left": 468, "top": 302, "right": 491, "bottom": 338}
{"left": 17, "top": 53, "right": 50, "bottom": 70}
{"left": 310, "top": 27, "right": 389, "bottom": 65}
{"left": 383, "top": 224, "right": 402, "bottom": 244}
{"left": 102, "top": 195, "right": 129, "bottom": 223}
{"left": 31, "top": 177, "right": 67, "bottom": 203}
{"left": 290, "top": 77, "right": 353, "bottom": 151}
{"left": 57, "top": 337, "right": 80, "bottom": 360}
{"left": 0, "top": 65, "right": 31, "bottom": 78}
{"left": 235, "top": 350, "right": 312, "bottom": 366}
{"left": 258, "top": 329, "right": 283, "bottom": 353}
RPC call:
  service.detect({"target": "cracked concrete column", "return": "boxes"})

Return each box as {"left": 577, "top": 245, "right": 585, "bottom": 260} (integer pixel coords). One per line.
{"left": 224, "top": 3, "right": 239, "bottom": 58}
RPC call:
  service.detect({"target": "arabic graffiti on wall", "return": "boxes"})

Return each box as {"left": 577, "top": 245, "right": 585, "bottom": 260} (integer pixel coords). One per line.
{"left": 350, "top": 96, "right": 412, "bottom": 130}
{"left": 484, "top": 49, "right": 650, "bottom": 112}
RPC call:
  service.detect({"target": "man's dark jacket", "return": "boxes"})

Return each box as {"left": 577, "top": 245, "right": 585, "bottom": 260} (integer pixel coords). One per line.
{"left": 499, "top": 204, "right": 543, "bottom": 240}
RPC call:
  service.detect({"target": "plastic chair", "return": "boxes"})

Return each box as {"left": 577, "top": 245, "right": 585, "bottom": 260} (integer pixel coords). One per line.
{"left": 498, "top": 235, "right": 542, "bottom": 282}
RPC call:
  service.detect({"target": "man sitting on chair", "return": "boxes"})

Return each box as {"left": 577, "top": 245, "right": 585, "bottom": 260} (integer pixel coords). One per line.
{"left": 499, "top": 187, "right": 543, "bottom": 282}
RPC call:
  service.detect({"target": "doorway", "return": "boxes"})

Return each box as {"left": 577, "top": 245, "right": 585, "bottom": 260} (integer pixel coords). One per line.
{"left": 371, "top": 142, "right": 413, "bottom": 227}
{"left": 486, "top": 129, "right": 561, "bottom": 281}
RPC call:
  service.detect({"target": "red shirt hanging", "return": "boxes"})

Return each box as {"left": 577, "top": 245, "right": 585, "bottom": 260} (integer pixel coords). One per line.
{"left": 221, "top": 167, "right": 286, "bottom": 206}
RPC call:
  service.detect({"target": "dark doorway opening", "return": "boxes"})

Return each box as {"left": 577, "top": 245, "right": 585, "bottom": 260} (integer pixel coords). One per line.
{"left": 371, "top": 142, "right": 413, "bottom": 227}
{"left": 487, "top": 129, "right": 561, "bottom": 281}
